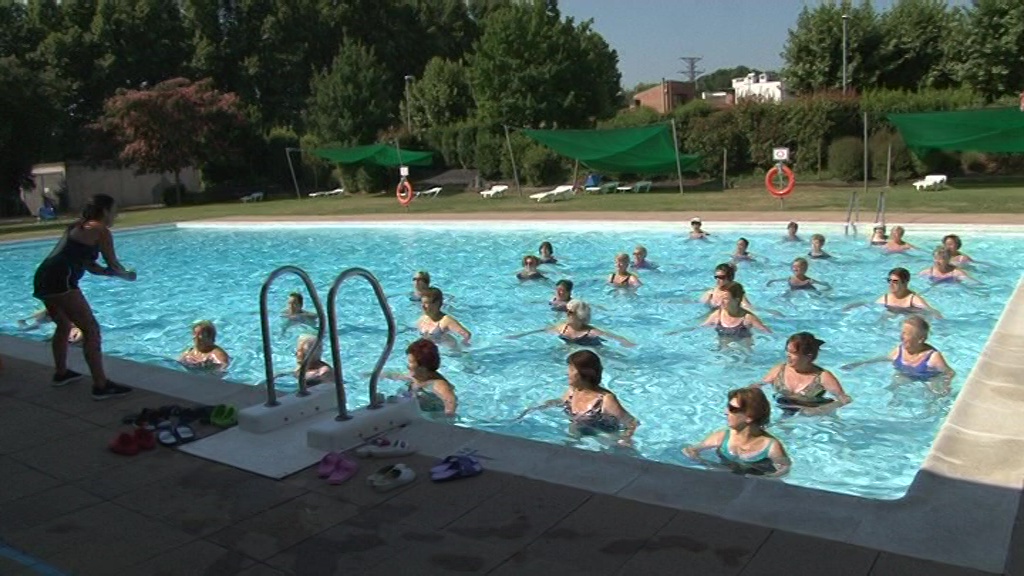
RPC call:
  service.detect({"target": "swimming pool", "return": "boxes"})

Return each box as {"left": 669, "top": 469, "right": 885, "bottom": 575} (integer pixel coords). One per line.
{"left": 1, "top": 221, "right": 1017, "bottom": 499}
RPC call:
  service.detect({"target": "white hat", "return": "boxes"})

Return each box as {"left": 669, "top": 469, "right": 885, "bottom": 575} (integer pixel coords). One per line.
{"left": 873, "top": 222, "right": 885, "bottom": 230}
{"left": 690, "top": 217, "right": 701, "bottom": 224}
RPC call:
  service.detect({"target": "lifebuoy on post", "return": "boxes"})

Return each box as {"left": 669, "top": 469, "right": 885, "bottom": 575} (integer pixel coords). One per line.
{"left": 765, "top": 165, "right": 796, "bottom": 197}
{"left": 396, "top": 179, "right": 413, "bottom": 206}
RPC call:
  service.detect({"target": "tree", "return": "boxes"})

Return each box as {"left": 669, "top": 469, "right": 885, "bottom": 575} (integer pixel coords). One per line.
{"left": 877, "top": 0, "right": 956, "bottom": 90}
{"left": 306, "top": 40, "right": 394, "bottom": 145}
{"left": 781, "top": 1, "right": 883, "bottom": 94}
{"left": 470, "top": 0, "right": 621, "bottom": 128}
{"left": 959, "top": 0, "right": 1024, "bottom": 101}
{"left": 0, "top": 56, "right": 62, "bottom": 216}
{"left": 698, "top": 66, "right": 753, "bottom": 92}
{"left": 96, "top": 77, "right": 246, "bottom": 204}
{"left": 405, "top": 57, "right": 474, "bottom": 130}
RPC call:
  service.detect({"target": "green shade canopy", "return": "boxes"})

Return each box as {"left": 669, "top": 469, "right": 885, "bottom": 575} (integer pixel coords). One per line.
{"left": 888, "top": 107, "right": 1024, "bottom": 153}
{"left": 310, "top": 143, "right": 434, "bottom": 167}
{"left": 521, "top": 124, "right": 701, "bottom": 174}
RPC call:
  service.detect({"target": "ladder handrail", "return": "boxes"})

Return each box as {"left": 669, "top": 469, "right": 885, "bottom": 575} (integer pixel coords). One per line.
{"left": 844, "top": 189, "right": 859, "bottom": 236}
{"left": 875, "top": 189, "right": 887, "bottom": 227}
{"left": 326, "top": 267, "right": 397, "bottom": 421}
{"left": 258, "top": 266, "right": 327, "bottom": 407}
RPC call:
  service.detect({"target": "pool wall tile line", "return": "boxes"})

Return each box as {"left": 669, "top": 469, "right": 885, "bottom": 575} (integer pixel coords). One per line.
{"left": 0, "top": 223, "right": 177, "bottom": 247}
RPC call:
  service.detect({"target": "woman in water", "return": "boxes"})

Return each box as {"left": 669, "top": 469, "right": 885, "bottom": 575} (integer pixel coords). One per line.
{"left": 538, "top": 241, "right": 558, "bottom": 264}
{"left": 550, "top": 279, "right": 573, "bottom": 312}
{"left": 293, "top": 334, "right": 333, "bottom": 386}
{"left": 411, "top": 270, "right": 432, "bottom": 301}
{"left": 808, "top": 234, "right": 831, "bottom": 259}
{"left": 699, "top": 283, "right": 771, "bottom": 341}
{"left": 281, "top": 292, "right": 318, "bottom": 333}
{"left": 179, "top": 320, "right": 231, "bottom": 370}
{"left": 876, "top": 267, "right": 941, "bottom": 317}
{"left": 755, "top": 332, "right": 850, "bottom": 414}
{"left": 869, "top": 224, "right": 888, "bottom": 246}
{"left": 700, "top": 263, "right": 753, "bottom": 309}
{"left": 842, "top": 316, "right": 954, "bottom": 388}
{"left": 942, "top": 234, "right": 973, "bottom": 266}
{"left": 508, "top": 300, "right": 635, "bottom": 348}
{"left": 783, "top": 221, "right": 801, "bottom": 242}
{"left": 516, "top": 255, "right": 547, "bottom": 281}
{"left": 631, "top": 245, "right": 658, "bottom": 270}
{"left": 766, "top": 258, "right": 831, "bottom": 292}
{"left": 609, "top": 253, "right": 641, "bottom": 287}
{"left": 919, "top": 247, "right": 974, "bottom": 283}
{"left": 417, "top": 287, "right": 472, "bottom": 347}
{"left": 32, "top": 193, "right": 136, "bottom": 399}
{"left": 688, "top": 217, "right": 709, "bottom": 240}
{"left": 518, "top": 350, "right": 639, "bottom": 446}
{"left": 732, "top": 238, "right": 754, "bottom": 262}
{"left": 884, "top": 225, "right": 915, "bottom": 253}
{"left": 683, "top": 387, "right": 791, "bottom": 477}
{"left": 383, "top": 338, "right": 457, "bottom": 416}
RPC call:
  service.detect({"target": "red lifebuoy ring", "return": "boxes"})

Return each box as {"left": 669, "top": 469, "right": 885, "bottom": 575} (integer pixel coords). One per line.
{"left": 765, "top": 165, "right": 796, "bottom": 197}
{"left": 396, "top": 180, "right": 413, "bottom": 206}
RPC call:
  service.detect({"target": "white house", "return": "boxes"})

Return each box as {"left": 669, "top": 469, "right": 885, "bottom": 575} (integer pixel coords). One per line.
{"left": 732, "top": 72, "right": 786, "bottom": 102}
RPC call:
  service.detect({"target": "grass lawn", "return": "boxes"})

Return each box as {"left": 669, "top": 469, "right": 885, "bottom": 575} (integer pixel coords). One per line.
{"left": 2, "top": 181, "right": 1022, "bottom": 239}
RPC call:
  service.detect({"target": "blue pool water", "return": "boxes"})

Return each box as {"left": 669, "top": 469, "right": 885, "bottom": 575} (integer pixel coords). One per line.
{"left": 2, "top": 222, "right": 1019, "bottom": 499}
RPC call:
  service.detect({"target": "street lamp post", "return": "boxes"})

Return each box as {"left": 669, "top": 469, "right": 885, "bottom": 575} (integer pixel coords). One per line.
{"left": 403, "top": 75, "right": 414, "bottom": 131}
{"left": 842, "top": 14, "right": 849, "bottom": 95}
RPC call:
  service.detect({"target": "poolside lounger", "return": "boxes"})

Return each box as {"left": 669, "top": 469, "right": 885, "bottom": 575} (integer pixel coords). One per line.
{"left": 913, "top": 174, "right": 947, "bottom": 191}
{"left": 240, "top": 191, "right": 264, "bottom": 202}
{"left": 618, "top": 181, "right": 653, "bottom": 193}
{"left": 480, "top": 184, "right": 509, "bottom": 199}
{"left": 309, "top": 187, "right": 344, "bottom": 198}
{"left": 529, "top": 185, "right": 575, "bottom": 203}
{"left": 586, "top": 181, "right": 619, "bottom": 194}
{"left": 416, "top": 186, "right": 443, "bottom": 199}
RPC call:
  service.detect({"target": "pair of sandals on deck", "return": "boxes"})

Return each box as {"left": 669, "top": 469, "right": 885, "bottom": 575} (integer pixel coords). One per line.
{"left": 316, "top": 438, "right": 483, "bottom": 489}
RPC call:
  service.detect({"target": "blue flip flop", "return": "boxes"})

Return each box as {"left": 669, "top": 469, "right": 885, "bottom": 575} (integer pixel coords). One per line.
{"left": 430, "top": 455, "right": 483, "bottom": 482}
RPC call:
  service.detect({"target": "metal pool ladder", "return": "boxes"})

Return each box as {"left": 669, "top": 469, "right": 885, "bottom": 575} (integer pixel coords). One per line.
{"left": 325, "top": 267, "right": 397, "bottom": 421}
{"left": 258, "top": 266, "right": 327, "bottom": 407}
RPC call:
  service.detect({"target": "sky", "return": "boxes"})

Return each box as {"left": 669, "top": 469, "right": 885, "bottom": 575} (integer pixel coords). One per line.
{"left": 559, "top": 0, "right": 973, "bottom": 89}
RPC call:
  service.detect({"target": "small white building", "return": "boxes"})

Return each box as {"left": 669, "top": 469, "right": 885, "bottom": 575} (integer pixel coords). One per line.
{"left": 732, "top": 72, "right": 786, "bottom": 102}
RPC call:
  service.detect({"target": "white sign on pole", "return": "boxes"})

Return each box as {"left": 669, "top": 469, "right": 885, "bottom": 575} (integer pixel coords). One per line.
{"left": 399, "top": 166, "right": 410, "bottom": 177}
{"left": 772, "top": 147, "right": 790, "bottom": 162}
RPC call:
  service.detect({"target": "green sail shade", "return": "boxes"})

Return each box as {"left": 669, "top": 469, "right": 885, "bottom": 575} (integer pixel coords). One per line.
{"left": 310, "top": 143, "right": 434, "bottom": 167}
{"left": 888, "top": 107, "right": 1024, "bottom": 153}
{"left": 522, "top": 124, "right": 700, "bottom": 174}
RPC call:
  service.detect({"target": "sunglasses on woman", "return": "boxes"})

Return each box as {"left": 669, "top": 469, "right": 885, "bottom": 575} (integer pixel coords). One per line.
{"left": 727, "top": 402, "right": 743, "bottom": 413}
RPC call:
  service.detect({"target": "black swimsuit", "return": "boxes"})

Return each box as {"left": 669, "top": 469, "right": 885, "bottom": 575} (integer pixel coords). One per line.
{"left": 33, "top": 225, "right": 100, "bottom": 299}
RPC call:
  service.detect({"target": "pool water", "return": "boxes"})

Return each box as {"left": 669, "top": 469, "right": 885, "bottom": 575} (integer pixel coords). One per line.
{"left": 2, "top": 222, "right": 1018, "bottom": 499}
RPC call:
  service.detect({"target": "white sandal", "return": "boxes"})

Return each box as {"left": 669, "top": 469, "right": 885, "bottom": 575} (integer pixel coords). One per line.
{"left": 366, "top": 463, "right": 416, "bottom": 492}
{"left": 355, "top": 439, "right": 415, "bottom": 458}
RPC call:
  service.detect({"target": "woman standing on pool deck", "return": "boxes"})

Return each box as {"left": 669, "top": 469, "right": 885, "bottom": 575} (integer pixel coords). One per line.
{"left": 32, "top": 194, "right": 135, "bottom": 400}
{"left": 756, "top": 332, "right": 850, "bottom": 414}
{"left": 683, "top": 387, "right": 791, "bottom": 477}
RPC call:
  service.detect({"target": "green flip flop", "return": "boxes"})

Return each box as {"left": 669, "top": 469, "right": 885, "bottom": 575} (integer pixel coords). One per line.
{"left": 211, "top": 404, "right": 238, "bottom": 428}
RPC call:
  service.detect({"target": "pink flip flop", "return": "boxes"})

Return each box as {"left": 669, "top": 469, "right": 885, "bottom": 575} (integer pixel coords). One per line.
{"left": 327, "top": 455, "right": 359, "bottom": 485}
{"left": 317, "top": 452, "right": 342, "bottom": 478}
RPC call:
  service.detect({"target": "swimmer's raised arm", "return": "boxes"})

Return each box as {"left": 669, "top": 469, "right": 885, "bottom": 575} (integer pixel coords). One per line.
{"left": 812, "top": 278, "right": 832, "bottom": 291}
{"left": 682, "top": 429, "right": 726, "bottom": 460}
{"left": 591, "top": 326, "right": 635, "bottom": 348}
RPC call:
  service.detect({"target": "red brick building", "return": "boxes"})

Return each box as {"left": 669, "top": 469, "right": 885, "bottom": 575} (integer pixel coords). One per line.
{"left": 632, "top": 79, "right": 697, "bottom": 114}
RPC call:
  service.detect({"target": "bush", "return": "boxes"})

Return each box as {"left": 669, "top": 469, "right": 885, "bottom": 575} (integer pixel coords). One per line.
{"left": 475, "top": 129, "right": 504, "bottom": 179}
{"left": 828, "top": 136, "right": 865, "bottom": 182}
{"left": 960, "top": 151, "right": 989, "bottom": 174}
{"left": 519, "top": 142, "right": 566, "bottom": 186}
{"left": 684, "top": 108, "right": 748, "bottom": 176}
{"left": 912, "top": 150, "right": 960, "bottom": 177}
{"left": 869, "top": 130, "right": 914, "bottom": 183}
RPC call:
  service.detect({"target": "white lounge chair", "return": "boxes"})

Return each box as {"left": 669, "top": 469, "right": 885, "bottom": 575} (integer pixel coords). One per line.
{"left": 913, "top": 174, "right": 947, "bottom": 191}
{"left": 480, "top": 184, "right": 509, "bottom": 199}
{"left": 309, "top": 187, "right": 344, "bottom": 198}
{"left": 529, "top": 185, "right": 575, "bottom": 203}
{"left": 585, "top": 181, "right": 619, "bottom": 194}
{"left": 415, "top": 186, "right": 442, "bottom": 199}
{"left": 618, "top": 181, "right": 652, "bottom": 193}
{"left": 240, "top": 191, "right": 264, "bottom": 202}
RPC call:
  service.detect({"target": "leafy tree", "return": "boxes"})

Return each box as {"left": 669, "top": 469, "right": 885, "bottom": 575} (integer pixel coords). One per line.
{"left": 91, "top": 0, "right": 190, "bottom": 92}
{"left": 306, "top": 40, "right": 394, "bottom": 145}
{"left": 0, "top": 57, "right": 62, "bottom": 215}
{"left": 877, "top": 0, "right": 956, "bottom": 90}
{"left": 0, "top": 0, "right": 34, "bottom": 58}
{"left": 781, "top": 1, "right": 883, "bottom": 94}
{"left": 959, "top": 0, "right": 1024, "bottom": 101}
{"left": 470, "top": 0, "right": 621, "bottom": 128}
{"left": 95, "top": 77, "right": 246, "bottom": 204}
{"left": 405, "top": 57, "right": 474, "bottom": 130}
{"left": 698, "top": 66, "right": 754, "bottom": 92}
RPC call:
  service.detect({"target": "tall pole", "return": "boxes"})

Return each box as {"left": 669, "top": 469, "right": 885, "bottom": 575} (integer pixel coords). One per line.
{"left": 722, "top": 148, "right": 727, "bottom": 190}
{"left": 862, "top": 112, "right": 869, "bottom": 197}
{"left": 403, "top": 75, "right": 414, "bottom": 132}
{"left": 842, "top": 14, "right": 849, "bottom": 95}
{"left": 285, "top": 147, "right": 302, "bottom": 199}
{"left": 671, "top": 120, "right": 685, "bottom": 194}
{"left": 503, "top": 125, "right": 522, "bottom": 198}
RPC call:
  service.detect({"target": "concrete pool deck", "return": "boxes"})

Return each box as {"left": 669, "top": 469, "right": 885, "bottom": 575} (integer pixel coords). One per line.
{"left": 2, "top": 214, "right": 1024, "bottom": 574}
